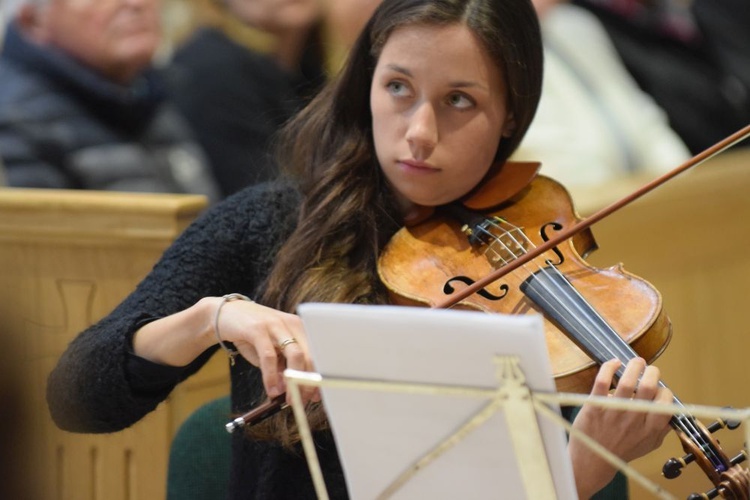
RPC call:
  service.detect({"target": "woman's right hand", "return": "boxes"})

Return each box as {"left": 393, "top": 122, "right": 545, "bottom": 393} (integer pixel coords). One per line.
{"left": 132, "top": 296, "right": 320, "bottom": 405}
{"left": 212, "top": 297, "right": 320, "bottom": 404}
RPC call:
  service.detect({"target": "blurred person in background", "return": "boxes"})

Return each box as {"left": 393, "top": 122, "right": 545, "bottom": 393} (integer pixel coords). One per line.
{"left": 574, "top": 0, "right": 750, "bottom": 154}
{"left": 512, "top": 0, "right": 690, "bottom": 188}
{"left": 166, "top": 0, "right": 326, "bottom": 197}
{"left": 0, "top": 0, "right": 220, "bottom": 201}
{"left": 322, "top": 0, "right": 382, "bottom": 74}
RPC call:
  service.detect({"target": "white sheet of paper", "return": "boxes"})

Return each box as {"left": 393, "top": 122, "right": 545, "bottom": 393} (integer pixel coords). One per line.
{"left": 297, "top": 303, "right": 578, "bottom": 500}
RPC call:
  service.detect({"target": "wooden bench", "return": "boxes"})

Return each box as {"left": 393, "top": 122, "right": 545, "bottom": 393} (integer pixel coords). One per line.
{"left": 0, "top": 189, "right": 230, "bottom": 500}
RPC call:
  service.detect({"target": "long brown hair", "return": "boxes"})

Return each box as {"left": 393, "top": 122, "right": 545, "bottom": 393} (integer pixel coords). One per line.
{"left": 254, "top": 0, "right": 543, "bottom": 447}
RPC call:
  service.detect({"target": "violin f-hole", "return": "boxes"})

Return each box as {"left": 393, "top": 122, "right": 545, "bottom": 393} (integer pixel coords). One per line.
{"left": 539, "top": 221, "right": 565, "bottom": 266}
{"left": 443, "top": 276, "right": 509, "bottom": 301}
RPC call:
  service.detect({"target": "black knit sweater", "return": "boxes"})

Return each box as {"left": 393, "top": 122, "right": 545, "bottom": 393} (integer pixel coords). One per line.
{"left": 46, "top": 182, "right": 349, "bottom": 499}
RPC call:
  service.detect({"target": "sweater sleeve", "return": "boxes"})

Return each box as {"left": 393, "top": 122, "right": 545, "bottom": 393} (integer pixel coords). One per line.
{"left": 46, "top": 183, "right": 300, "bottom": 433}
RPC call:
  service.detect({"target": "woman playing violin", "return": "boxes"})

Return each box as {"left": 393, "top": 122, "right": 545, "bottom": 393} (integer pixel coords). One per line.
{"left": 47, "top": 0, "right": 673, "bottom": 498}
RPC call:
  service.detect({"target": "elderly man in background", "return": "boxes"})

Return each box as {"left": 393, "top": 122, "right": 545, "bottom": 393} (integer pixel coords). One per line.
{"left": 0, "top": 0, "right": 219, "bottom": 200}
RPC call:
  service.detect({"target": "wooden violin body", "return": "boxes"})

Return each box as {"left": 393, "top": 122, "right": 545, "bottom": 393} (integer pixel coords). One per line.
{"left": 379, "top": 173, "right": 672, "bottom": 393}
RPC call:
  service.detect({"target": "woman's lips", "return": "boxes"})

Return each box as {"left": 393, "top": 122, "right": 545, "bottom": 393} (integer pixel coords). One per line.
{"left": 398, "top": 160, "right": 440, "bottom": 173}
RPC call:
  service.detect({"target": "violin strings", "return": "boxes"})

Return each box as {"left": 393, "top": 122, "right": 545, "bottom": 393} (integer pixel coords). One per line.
{"left": 473, "top": 218, "right": 725, "bottom": 471}
{"left": 477, "top": 219, "right": 637, "bottom": 362}
{"left": 479, "top": 219, "right": 726, "bottom": 470}
{"left": 475, "top": 220, "right": 623, "bottom": 366}
{"left": 490, "top": 220, "right": 727, "bottom": 471}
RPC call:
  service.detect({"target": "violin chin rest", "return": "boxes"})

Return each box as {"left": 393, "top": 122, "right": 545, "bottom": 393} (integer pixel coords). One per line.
{"left": 461, "top": 160, "right": 541, "bottom": 211}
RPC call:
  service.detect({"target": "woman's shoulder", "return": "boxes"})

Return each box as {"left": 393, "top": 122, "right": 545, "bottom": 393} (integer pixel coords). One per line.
{"left": 136, "top": 181, "right": 301, "bottom": 300}
{"left": 217, "top": 180, "right": 301, "bottom": 216}
{"left": 185, "top": 180, "right": 301, "bottom": 244}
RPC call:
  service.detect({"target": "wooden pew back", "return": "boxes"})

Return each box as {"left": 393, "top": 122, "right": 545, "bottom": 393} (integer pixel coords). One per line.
{"left": 0, "top": 189, "right": 230, "bottom": 500}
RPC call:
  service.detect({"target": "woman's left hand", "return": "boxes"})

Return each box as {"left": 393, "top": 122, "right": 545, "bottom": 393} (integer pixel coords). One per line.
{"left": 569, "top": 357, "right": 673, "bottom": 498}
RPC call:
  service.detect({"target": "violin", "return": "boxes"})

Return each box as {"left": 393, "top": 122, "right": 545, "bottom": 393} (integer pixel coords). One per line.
{"left": 379, "top": 160, "right": 748, "bottom": 499}
{"left": 228, "top": 125, "right": 750, "bottom": 498}
{"left": 379, "top": 161, "right": 670, "bottom": 394}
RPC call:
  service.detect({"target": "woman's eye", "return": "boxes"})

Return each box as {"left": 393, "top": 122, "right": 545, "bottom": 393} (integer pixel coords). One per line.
{"left": 447, "top": 93, "right": 474, "bottom": 109}
{"left": 386, "top": 81, "right": 410, "bottom": 97}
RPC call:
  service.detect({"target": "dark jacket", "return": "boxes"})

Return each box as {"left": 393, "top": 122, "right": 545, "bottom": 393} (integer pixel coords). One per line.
{"left": 0, "top": 22, "right": 220, "bottom": 201}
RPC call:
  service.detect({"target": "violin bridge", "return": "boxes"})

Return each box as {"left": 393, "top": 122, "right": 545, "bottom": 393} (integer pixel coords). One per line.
{"left": 484, "top": 226, "right": 529, "bottom": 269}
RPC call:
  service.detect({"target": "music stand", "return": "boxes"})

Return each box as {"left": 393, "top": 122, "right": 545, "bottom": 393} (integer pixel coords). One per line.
{"left": 292, "top": 303, "right": 577, "bottom": 499}
{"left": 285, "top": 304, "right": 750, "bottom": 500}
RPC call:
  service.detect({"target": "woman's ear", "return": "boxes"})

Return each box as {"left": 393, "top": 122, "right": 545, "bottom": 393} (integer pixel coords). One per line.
{"left": 502, "top": 114, "right": 517, "bottom": 138}
{"left": 16, "top": 4, "right": 48, "bottom": 43}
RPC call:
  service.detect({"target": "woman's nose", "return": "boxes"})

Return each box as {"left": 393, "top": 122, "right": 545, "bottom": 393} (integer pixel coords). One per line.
{"left": 406, "top": 102, "right": 438, "bottom": 160}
